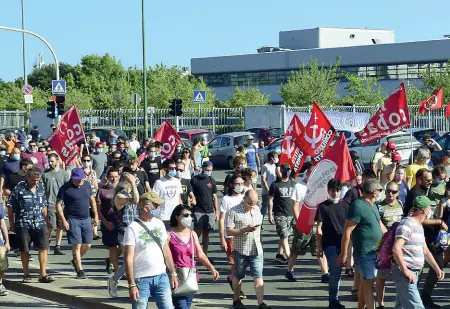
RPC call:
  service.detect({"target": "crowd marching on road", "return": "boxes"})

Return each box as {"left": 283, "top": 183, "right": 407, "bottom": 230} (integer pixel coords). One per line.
{"left": 1, "top": 124, "right": 450, "bottom": 309}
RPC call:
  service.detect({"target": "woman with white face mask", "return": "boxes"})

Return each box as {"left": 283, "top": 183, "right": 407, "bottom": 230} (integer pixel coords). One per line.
{"left": 168, "top": 205, "right": 219, "bottom": 308}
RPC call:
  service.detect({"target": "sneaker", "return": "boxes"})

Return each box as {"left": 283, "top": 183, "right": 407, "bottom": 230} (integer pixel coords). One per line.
{"left": 274, "top": 254, "right": 288, "bottom": 264}
{"left": 258, "top": 302, "right": 272, "bottom": 309}
{"left": 54, "top": 245, "right": 65, "bottom": 255}
{"left": 14, "top": 249, "right": 20, "bottom": 257}
{"left": 421, "top": 295, "right": 440, "bottom": 309}
{"left": 77, "top": 270, "right": 87, "bottom": 279}
{"left": 239, "top": 290, "right": 247, "bottom": 300}
{"left": 329, "top": 300, "right": 345, "bottom": 309}
{"left": 29, "top": 254, "right": 33, "bottom": 261}
{"left": 232, "top": 299, "right": 246, "bottom": 309}
{"left": 108, "top": 277, "right": 118, "bottom": 298}
{"left": 0, "top": 284, "right": 9, "bottom": 296}
{"left": 321, "top": 273, "right": 330, "bottom": 283}
{"left": 285, "top": 271, "right": 297, "bottom": 282}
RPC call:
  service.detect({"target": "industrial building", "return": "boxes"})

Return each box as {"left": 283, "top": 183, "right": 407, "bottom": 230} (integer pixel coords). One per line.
{"left": 191, "top": 27, "right": 450, "bottom": 103}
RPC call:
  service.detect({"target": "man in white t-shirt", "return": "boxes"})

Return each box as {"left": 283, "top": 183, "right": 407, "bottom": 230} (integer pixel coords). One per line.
{"left": 124, "top": 192, "right": 177, "bottom": 309}
{"left": 128, "top": 133, "right": 141, "bottom": 154}
{"left": 261, "top": 151, "right": 278, "bottom": 217}
{"left": 153, "top": 159, "right": 183, "bottom": 227}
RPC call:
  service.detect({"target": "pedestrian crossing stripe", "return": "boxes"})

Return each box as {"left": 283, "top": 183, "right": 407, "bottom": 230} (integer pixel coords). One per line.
{"left": 194, "top": 92, "right": 205, "bottom": 102}
{"left": 53, "top": 83, "right": 65, "bottom": 93}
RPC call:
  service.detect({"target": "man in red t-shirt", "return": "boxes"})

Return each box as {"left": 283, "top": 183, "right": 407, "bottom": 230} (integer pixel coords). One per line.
{"left": 21, "top": 141, "right": 48, "bottom": 171}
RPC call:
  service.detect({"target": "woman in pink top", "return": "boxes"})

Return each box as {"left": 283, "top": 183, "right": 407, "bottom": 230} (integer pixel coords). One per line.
{"left": 168, "top": 205, "right": 219, "bottom": 309}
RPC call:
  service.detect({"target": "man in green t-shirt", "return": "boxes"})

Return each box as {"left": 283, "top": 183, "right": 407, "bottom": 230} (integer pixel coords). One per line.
{"left": 428, "top": 164, "right": 446, "bottom": 207}
{"left": 338, "top": 178, "right": 387, "bottom": 309}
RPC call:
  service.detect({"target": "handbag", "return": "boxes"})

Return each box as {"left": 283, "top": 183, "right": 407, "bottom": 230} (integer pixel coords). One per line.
{"left": 134, "top": 220, "right": 198, "bottom": 296}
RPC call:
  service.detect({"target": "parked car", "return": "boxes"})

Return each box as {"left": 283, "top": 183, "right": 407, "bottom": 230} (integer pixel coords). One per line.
{"left": 177, "top": 129, "right": 215, "bottom": 143}
{"left": 0, "top": 126, "right": 19, "bottom": 136}
{"left": 336, "top": 128, "right": 362, "bottom": 144}
{"left": 430, "top": 132, "right": 450, "bottom": 165}
{"left": 208, "top": 132, "right": 259, "bottom": 168}
{"left": 262, "top": 137, "right": 284, "bottom": 163}
{"left": 402, "top": 128, "right": 440, "bottom": 143}
{"left": 246, "top": 127, "right": 284, "bottom": 145}
{"left": 348, "top": 131, "right": 421, "bottom": 167}
{"left": 181, "top": 138, "right": 193, "bottom": 149}
{"left": 84, "top": 127, "right": 128, "bottom": 144}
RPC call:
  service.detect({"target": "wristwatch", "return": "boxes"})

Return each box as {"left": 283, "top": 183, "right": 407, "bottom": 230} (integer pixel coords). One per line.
{"left": 170, "top": 272, "right": 178, "bottom": 277}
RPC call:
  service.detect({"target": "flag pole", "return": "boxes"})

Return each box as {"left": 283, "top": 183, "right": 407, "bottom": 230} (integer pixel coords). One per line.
{"left": 409, "top": 117, "right": 414, "bottom": 165}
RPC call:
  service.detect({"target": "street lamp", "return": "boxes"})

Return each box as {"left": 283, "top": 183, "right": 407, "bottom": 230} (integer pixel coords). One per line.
{"left": 141, "top": 0, "right": 148, "bottom": 138}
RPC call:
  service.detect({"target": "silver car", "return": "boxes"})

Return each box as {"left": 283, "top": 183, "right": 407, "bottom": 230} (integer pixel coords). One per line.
{"left": 208, "top": 132, "right": 260, "bottom": 168}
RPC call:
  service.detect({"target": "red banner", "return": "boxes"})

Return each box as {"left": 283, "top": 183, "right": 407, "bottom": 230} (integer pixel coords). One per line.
{"left": 354, "top": 82, "right": 410, "bottom": 146}
{"left": 280, "top": 114, "right": 306, "bottom": 178}
{"left": 296, "top": 134, "right": 356, "bottom": 234}
{"left": 153, "top": 120, "right": 182, "bottom": 160}
{"left": 297, "top": 101, "right": 336, "bottom": 162}
{"left": 419, "top": 88, "right": 444, "bottom": 114}
{"left": 46, "top": 105, "right": 85, "bottom": 165}
{"left": 446, "top": 102, "right": 450, "bottom": 119}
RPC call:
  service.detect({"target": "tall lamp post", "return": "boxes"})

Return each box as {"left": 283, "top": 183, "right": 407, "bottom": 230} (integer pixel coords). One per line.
{"left": 141, "top": 0, "right": 148, "bottom": 138}
{"left": 21, "top": 0, "right": 30, "bottom": 127}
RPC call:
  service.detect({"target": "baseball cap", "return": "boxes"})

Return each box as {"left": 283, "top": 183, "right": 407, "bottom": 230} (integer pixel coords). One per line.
{"left": 392, "top": 151, "right": 402, "bottom": 162}
{"left": 202, "top": 161, "right": 213, "bottom": 167}
{"left": 413, "top": 196, "right": 436, "bottom": 210}
{"left": 71, "top": 168, "right": 86, "bottom": 180}
{"left": 247, "top": 136, "right": 254, "bottom": 140}
{"left": 387, "top": 141, "right": 397, "bottom": 150}
{"left": 95, "top": 141, "right": 105, "bottom": 148}
{"left": 140, "top": 192, "right": 164, "bottom": 205}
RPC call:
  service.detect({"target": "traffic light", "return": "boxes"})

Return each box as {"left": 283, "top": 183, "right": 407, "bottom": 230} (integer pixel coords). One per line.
{"left": 46, "top": 100, "right": 56, "bottom": 119}
{"left": 168, "top": 98, "right": 183, "bottom": 116}
{"left": 55, "top": 95, "right": 65, "bottom": 116}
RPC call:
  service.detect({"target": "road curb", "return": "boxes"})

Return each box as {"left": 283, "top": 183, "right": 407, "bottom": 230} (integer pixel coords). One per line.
{"left": 3, "top": 278, "right": 127, "bottom": 309}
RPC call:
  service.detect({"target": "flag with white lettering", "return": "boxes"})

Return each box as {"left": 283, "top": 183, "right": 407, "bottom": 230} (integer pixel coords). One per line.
{"left": 153, "top": 120, "right": 182, "bottom": 160}
{"left": 279, "top": 114, "right": 306, "bottom": 178}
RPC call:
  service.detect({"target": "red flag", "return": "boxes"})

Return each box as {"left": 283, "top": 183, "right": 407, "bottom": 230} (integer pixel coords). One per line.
{"left": 153, "top": 120, "right": 182, "bottom": 160}
{"left": 280, "top": 114, "right": 306, "bottom": 178}
{"left": 137, "top": 151, "right": 146, "bottom": 165}
{"left": 297, "top": 101, "right": 336, "bottom": 162}
{"left": 419, "top": 88, "right": 444, "bottom": 114}
{"left": 354, "top": 82, "right": 410, "bottom": 146}
{"left": 296, "top": 134, "right": 356, "bottom": 234}
{"left": 47, "top": 105, "right": 85, "bottom": 165}
{"left": 446, "top": 102, "right": 450, "bottom": 118}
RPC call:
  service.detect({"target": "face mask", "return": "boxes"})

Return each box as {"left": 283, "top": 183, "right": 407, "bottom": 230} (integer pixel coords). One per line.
{"left": 29, "top": 147, "right": 37, "bottom": 153}
{"left": 176, "top": 171, "right": 182, "bottom": 178}
{"left": 181, "top": 216, "right": 193, "bottom": 228}
{"left": 0, "top": 151, "right": 5, "bottom": 156}
{"left": 437, "top": 180, "right": 445, "bottom": 185}
{"left": 282, "top": 170, "right": 290, "bottom": 178}
{"left": 20, "top": 147, "right": 25, "bottom": 151}
{"left": 245, "top": 203, "right": 258, "bottom": 212}
{"left": 251, "top": 178, "right": 257, "bottom": 185}
{"left": 149, "top": 152, "right": 156, "bottom": 158}
{"left": 329, "top": 196, "right": 339, "bottom": 203}
{"left": 82, "top": 161, "right": 91, "bottom": 167}
{"left": 12, "top": 153, "right": 21, "bottom": 161}
{"left": 96, "top": 148, "right": 103, "bottom": 153}
{"left": 202, "top": 141, "right": 207, "bottom": 145}
{"left": 273, "top": 158, "right": 279, "bottom": 164}
{"left": 203, "top": 171, "right": 211, "bottom": 177}
{"left": 233, "top": 184, "right": 244, "bottom": 194}
{"left": 167, "top": 170, "right": 176, "bottom": 178}
{"left": 239, "top": 164, "right": 245, "bottom": 171}
{"left": 395, "top": 174, "right": 404, "bottom": 181}
{"left": 149, "top": 208, "right": 161, "bottom": 218}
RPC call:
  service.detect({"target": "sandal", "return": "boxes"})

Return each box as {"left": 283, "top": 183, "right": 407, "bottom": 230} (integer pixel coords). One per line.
{"left": 38, "top": 275, "right": 55, "bottom": 283}
{"left": 23, "top": 276, "right": 32, "bottom": 283}
{"left": 351, "top": 288, "right": 358, "bottom": 300}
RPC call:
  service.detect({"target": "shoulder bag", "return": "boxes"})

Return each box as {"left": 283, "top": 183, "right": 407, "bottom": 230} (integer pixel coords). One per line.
{"left": 135, "top": 219, "right": 198, "bottom": 296}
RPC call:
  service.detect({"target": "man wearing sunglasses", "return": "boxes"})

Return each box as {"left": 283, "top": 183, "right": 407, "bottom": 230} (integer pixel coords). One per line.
{"left": 374, "top": 181, "right": 404, "bottom": 309}
{"left": 21, "top": 141, "right": 48, "bottom": 171}
{"left": 338, "top": 179, "right": 387, "bottom": 309}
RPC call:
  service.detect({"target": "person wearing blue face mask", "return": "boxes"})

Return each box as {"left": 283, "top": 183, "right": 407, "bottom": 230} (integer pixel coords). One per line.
{"left": 140, "top": 143, "right": 162, "bottom": 190}
{"left": 191, "top": 161, "right": 219, "bottom": 258}
{"left": 153, "top": 159, "right": 183, "bottom": 229}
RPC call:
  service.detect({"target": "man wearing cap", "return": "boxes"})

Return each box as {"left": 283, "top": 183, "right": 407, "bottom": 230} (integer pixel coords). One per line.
{"left": 92, "top": 142, "right": 108, "bottom": 181}
{"left": 128, "top": 133, "right": 141, "bottom": 154}
{"left": 245, "top": 136, "right": 260, "bottom": 176}
{"left": 392, "top": 196, "right": 445, "bottom": 309}
{"left": 376, "top": 141, "right": 397, "bottom": 186}
{"left": 124, "top": 192, "right": 177, "bottom": 309}
{"left": 56, "top": 168, "right": 98, "bottom": 279}
{"left": 371, "top": 142, "right": 387, "bottom": 174}
{"left": 191, "top": 161, "right": 218, "bottom": 255}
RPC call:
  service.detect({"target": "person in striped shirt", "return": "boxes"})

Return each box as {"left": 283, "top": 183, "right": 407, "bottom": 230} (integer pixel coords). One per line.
{"left": 392, "top": 196, "right": 445, "bottom": 309}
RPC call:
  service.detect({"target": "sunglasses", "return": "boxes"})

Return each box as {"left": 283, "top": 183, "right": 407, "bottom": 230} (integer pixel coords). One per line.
{"left": 374, "top": 189, "right": 383, "bottom": 193}
{"left": 82, "top": 160, "right": 91, "bottom": 162}
{"left": 386, "top": 189, "right": 399, "bottom": 194}
{"left": 180, "top": 214, "right": 193, "bottom": 218}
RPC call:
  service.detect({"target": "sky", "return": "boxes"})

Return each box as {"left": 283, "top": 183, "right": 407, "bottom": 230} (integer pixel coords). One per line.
{"left": 1, "top": 0, "right": 449, "bottom": 82}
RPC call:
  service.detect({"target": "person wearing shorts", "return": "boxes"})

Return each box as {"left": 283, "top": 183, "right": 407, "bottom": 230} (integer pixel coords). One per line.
{"left": 226, "top": 190, "right": 270, "bottom": 309}
{"left": 8, "top": 167, "right": 54, "bottom": 283}
{"left": 338, "top": 179, "right": 385, "bottom": 309}
{"left": 56, "top": 168, "right": 98, "bottom": 279}
{"left": 191, "top": 161, "right": 218, "bottom": 256}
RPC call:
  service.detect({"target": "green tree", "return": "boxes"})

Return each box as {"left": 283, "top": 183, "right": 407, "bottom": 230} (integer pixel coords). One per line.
{"left": 421, "top": 60, "right": 450, "bottom": 103}
{"left": 219, "top": 87, "right": 269, "bottom": 108}
{"left": 279, "top": 59, "right": 341, "bottom": 107}
{"left": 406, "top": 85, "right": 426, "bottom": 106}
{"left": 342, "top": 75, "right": 385, "bottom": 106}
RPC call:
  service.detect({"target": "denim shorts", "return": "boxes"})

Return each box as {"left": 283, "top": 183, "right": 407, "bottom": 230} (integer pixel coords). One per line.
{"left": 354, "top": 253, "right": 377, "bottom": 280}
{"left": 233, "top": 251, "right": 263, "bottom": 280}
{"left": 67, "top": 218, "right": 93, "bottom": 245}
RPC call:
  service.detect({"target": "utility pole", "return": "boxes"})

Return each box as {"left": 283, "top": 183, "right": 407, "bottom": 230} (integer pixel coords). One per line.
{"left": 141, "top": 0, "right": 148, "bottom": 138}
{"left": 21, "top": 0, "right": 30, "bottom": 127}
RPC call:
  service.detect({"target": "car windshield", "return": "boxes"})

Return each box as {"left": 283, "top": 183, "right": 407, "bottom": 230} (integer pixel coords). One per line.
{"left": 267, "top": 128, "right": 284, "bottom": 137}
{"left": 413, "top": 129, "right": 440, "bottom": 141}
{"left": 235, "top": 134, "right": 259, "bottom": 146}
{"left": 191, "top": 132, "right": 214, "bottom": 142}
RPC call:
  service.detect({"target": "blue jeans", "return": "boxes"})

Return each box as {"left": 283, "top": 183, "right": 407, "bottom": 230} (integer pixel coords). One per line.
{"left": 233, "top": 251, "right": 264, "bottom": 280}
{"left": 324, "top": 246, "right": 342, "bottom": 301}
{"left": 392, "top": 264, "right": 424, "bottom": 309}
{"left": 173, "top": 295, "right": 194, "bottom": 309}
{"left": 261, "top": 194, "right": 269, "bottom": 216}
{"left": 133, "top": 273, "right": 173, "bottom": 309}
{"left": 354, "top": 253, "right": 377, "bottom": 280}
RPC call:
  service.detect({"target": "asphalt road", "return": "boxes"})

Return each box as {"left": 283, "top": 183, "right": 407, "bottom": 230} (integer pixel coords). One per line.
{"left": 0, "top": 290, "right": 73, "bottom": 309}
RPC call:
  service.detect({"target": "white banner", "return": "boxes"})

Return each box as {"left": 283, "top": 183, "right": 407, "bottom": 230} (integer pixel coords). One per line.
{"left": 285, "top": 111, "right": 371, "bottom": 132}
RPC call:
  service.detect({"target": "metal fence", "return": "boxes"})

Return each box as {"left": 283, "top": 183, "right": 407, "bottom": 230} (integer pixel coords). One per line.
{"left": 0, "top": 111, "right": 27, "bottom": 128}
{"left": 78, "top": 107, "right": 244, "bottom": 141}
{"left": 287, "top": 105, "right": 450, "bottom": 135}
